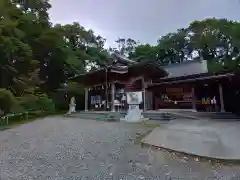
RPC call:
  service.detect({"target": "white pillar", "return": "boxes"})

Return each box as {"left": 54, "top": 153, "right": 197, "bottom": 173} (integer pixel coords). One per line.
{"left": 84, "top": 88, "right": 88, "bottom": 111}
{"left": 191, "top": 87, "right": 196, "bottom": 111}
{"left": 111, "top": 83, "right": 115, "bottom": 112}
{"left": 218, "top": 83, "right": 225, "bottom": 112}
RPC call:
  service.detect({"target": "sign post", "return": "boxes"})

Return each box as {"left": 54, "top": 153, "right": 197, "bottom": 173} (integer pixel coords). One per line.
{"left": 121, "top": 91, "right": 148, "bottom": 122}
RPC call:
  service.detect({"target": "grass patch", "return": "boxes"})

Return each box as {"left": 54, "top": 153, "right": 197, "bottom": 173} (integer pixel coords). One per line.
{"left": 134, "top": 121, "right": 160, "bottom": 145}
{"left": 0, "top": 110, "right": 65, "bottom": 130}
{"left": 134, "top": 130, "right": 153, "bottom": 144}
{"left": 141, "top": 120, "right": 160, "bottom": 128}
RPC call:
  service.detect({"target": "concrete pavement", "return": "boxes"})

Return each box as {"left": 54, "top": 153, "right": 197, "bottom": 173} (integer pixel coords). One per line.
{"left": 142, "top": 119, "right": 240, "bottom": 160}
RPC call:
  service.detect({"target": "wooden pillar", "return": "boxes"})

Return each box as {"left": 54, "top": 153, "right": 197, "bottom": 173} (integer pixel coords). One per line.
{"left": 142, "top": 77, "right": 146, "bottom": 111}
{"left": 84, "top": 88, "right": 88, "bottom": 111}
{"left": 111, "top": 83, "right": 115, "bottom": 112}
{"left": 218, "top": 83, "right": 225, "bottom": 112}
{"left": 191, "top": 86, "right": 196, "bottom": 111}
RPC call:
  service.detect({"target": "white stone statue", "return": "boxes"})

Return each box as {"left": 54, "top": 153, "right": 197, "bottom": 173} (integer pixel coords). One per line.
{"left": 120, "top": 91, "right": 148, "bottom": 123}
{"left": 68, "top": 96, "right": 76, "bottom": 114}
{"left": 123, "top": 104, "right": 142, "bottom": 122}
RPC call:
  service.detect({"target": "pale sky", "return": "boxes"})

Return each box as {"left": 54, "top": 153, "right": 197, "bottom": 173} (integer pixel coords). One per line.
{"left": 49, "top": 0, "right": 240, "bottom": 48}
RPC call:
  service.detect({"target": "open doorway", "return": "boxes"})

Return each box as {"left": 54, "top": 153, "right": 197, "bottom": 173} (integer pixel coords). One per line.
{"left": 195, "top": 82, "right": 220, "bottom": 112}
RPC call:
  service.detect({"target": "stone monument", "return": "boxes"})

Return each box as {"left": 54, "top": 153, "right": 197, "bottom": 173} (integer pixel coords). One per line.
{"left": 67, "top": 96, "right": 76, "bottom": 114}
{"left": 121, "top": 92, "right": 148, "bottom": 123}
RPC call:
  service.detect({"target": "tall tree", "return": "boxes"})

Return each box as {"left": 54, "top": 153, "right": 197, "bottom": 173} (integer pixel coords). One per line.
{"left": 130, "top": 18, "right": 240, "bottom": 71}
{"left": 130, "top": 44, "right": 157, "bottom": 62}
{"left": 0, "top": 0, "right": 109, "bottom": 95}
{"left": 113, "top": 38, "right": 137, "bottom": 57}
{"left": 0, "top": 0, "right": 38, "bottom": 95}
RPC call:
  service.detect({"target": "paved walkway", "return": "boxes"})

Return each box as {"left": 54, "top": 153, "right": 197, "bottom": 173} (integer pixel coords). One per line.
{"left": 142, "top": 119, "right": 240, "bottom": 160}
{"left": 0, "top": 116, "right": 240, "bottom": 179}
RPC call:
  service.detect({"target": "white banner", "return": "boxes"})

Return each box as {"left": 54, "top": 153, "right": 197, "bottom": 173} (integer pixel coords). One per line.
{"left": 126, "top": 91, "right": 143, "bottom": 104}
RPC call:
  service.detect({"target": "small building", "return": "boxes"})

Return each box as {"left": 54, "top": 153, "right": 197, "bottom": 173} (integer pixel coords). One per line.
{"left": 149, "top": 59, "right": 236, "bottom": 112}
{"left": 70, "top": 53, "right": 239, "bottom": 113}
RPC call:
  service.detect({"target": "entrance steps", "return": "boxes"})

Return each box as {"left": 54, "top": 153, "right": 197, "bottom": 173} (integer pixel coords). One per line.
{"left": 143, "top": 109, "right": 240, "bottom": 121}
{"left": 65, "top": 111, "right": 125, "bottom": 121}
{"left": 153, "top": 109, "right": 240, "bottom": 120}
{"left": 65, "top": 111, "right": 177, "bottom": 121}
{"left": 143, "top": 111, "right": 176, "bottom": 121}
{"left": 178, "top": 111, "right": 240, "bottom": 120}
{"left": 65, "top": 110, "right": 240, "bottom": 121}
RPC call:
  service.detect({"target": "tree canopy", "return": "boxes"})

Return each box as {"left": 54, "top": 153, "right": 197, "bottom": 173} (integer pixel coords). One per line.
{"left": 1, "top": 0, "right": 240, "bottom": 98}
{"left": 0, "top": 0, "right": 108, "bottom": 96}
{"left": 129, "top": 18, "right": 240, "bottom": 72}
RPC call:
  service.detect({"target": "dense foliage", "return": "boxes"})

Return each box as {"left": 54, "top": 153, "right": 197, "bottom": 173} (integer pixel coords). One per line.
{"left": 0, "top": 0, "right": 108, "bottom": 114}
{"left": 1, "top": 0, "right": 240, "bottom": 114}
{"left": 114, "top": 19, "right": 240, "bottom": 73}
{"left": 0, "top": 89, "right": 18, "bottom": 115}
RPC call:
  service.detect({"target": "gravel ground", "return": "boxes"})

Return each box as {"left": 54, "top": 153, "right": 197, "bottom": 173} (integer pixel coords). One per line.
{"left": 0, "top": 116, "right": 240, "bottom": 179}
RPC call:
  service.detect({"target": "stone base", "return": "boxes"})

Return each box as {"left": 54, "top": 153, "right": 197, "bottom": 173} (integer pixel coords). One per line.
{"left": 139, "top": 118, "right": 150, "bottom": 122}
{"left": 120, "top": 117, "right": 149, "bottom": 123}
{"left": 67, "top": 105, "right": 76, "bottom": 114}
{"left": 122, "top": 104, "right": 142, "bottom": 123}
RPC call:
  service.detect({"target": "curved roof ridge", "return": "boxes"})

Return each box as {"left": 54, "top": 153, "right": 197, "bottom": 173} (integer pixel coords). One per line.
{"left": 110, "top": 53, "right": 136, "bottom": 65}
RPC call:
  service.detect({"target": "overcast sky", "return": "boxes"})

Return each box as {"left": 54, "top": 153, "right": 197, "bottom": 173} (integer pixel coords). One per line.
{"left": 49, "top": 0, "right": 240, "bottom": 47}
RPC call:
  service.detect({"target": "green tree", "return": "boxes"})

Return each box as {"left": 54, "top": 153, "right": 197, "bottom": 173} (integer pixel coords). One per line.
{"left": 0, "top": 0, "right": 109, "bottom": 97}
{"left": 130, "top": 18, "right": 240, "bottom": 71}
{"left": 113, "top": 38, "right": 138, "bottom": 57}
{"left": 0, "top": 0, "right": 38, "bottom": 95}
{"left": 130, "top": 44, "right": 157, "bottom": 62}
{"left": 187, "top": 18, "right": 240, "bottom": 72}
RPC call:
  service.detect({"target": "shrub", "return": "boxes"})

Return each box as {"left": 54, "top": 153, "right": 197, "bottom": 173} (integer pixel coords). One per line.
{"left": 17, "top": 93, "right": 55, "bottom": 112}
{"left": 17, "top": 94, "right": 39, "bottom": 111}
{"left": 0, "top": 89, "right": 19, "bottom": 115}
{"left": 52, "top": 91, "right": 69, "bottom": 110}
{"left": 53, "top": 81, "right": 85, "bottom": 111}
{"left": 36, "top": 94, "right": 55, "bottom": 112}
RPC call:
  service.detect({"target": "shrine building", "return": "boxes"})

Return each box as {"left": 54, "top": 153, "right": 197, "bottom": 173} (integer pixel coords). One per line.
{"left": 70, "top": 53, "right": 240, "bottom": 114}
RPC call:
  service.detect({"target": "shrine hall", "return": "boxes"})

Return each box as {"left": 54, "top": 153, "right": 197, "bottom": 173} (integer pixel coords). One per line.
{"left": 70, "top": 53, "right": 240, "bottom": 114}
